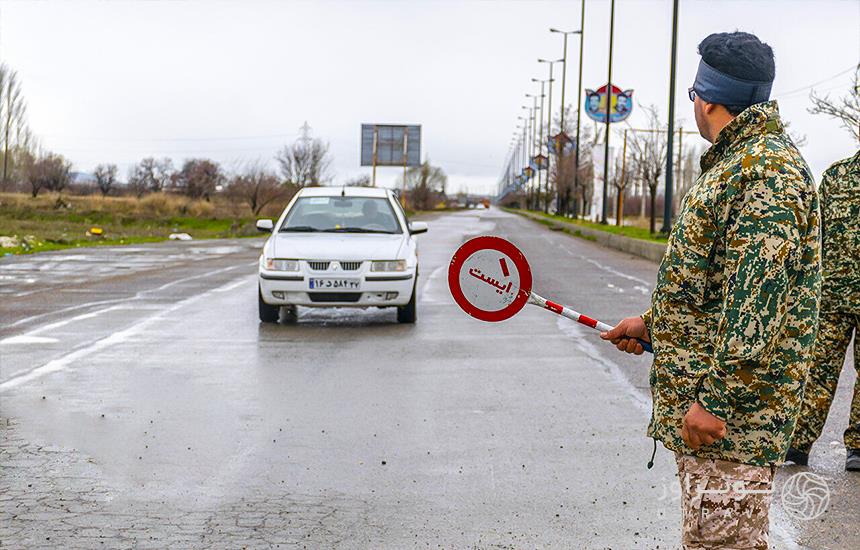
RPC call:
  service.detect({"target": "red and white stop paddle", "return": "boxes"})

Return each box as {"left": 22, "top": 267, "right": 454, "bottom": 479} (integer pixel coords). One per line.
{"left": 448, "top": 235, "right": 652, "bottom": 354}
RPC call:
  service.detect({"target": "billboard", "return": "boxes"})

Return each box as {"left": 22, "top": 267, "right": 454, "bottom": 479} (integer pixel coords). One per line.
{"left": 360, "top": 124, "right": 421, "bottom": 167}
{"left": 584, "top": 84, "right": 634, "bottom": 123}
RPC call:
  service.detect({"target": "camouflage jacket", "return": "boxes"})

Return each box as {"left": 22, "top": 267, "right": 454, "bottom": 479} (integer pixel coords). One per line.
{"left": 820, "top": 149, "right": 860, "bottom": 314}
{"left": 642, "top": 101, "right": 821, "bottom": 466}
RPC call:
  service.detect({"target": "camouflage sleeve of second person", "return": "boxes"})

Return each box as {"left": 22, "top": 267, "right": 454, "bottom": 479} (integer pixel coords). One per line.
{"left": 695, "top": 177, "right": 813, "bottom": 421}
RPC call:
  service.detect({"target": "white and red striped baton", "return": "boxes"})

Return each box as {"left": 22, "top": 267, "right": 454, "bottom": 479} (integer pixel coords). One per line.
{"left": 448, "top": 235, "right": 652, "bottom": 354}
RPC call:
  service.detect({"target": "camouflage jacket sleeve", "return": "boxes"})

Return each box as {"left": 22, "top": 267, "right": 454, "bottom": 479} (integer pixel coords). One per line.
{"left": 641, "top": 307, "right": 653, "bottom": 334}
{"left": 696, "top": 179, "right": 802, "bottom": 421}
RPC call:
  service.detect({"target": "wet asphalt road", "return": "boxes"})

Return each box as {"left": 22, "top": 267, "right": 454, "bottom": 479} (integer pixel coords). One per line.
{"left": 1, "top": 207, "right": 857, "bottom": 549}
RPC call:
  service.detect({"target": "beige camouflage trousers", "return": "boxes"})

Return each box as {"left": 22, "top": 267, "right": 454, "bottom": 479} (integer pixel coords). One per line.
{"left": 791, "top": 310, "right": 860, "bottom": 452}
{"left": 676, "top": 454, "right": 774, "bottom": 550}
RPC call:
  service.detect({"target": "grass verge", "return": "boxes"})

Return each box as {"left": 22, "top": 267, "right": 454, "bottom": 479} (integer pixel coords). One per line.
{"left": 0, "top": 192, "right": 275, "bottom": 255}
{"left": 506, "top": 208, "right": 668, "bottom": 243}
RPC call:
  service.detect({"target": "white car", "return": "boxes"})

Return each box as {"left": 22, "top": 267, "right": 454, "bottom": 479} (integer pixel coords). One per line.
{"left": 256, "top": 186, "right": 428, "bottom": 324}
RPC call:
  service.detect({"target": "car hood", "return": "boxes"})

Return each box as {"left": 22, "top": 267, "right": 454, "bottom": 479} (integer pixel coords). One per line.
{"left": 269, "top": 233, "right": 406, "bottom": 260}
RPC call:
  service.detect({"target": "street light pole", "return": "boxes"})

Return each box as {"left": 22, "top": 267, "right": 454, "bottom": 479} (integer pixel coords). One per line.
{"left": 532, "top": 78, "right": 549, "bottom": 212}
{"left": 538, "top": 59, "right": 562, "bottom": 214}
{"left": 662, "top": 0, "right": 679, "bottom": 234}
{"left": 526, "top": 93, "right": 540, "bottom": 209}
{"left": 601, "top": 0, "right": 615, "bottom": 225}
{"left": 550, "top": 28, "right": 582, "bottom": 215}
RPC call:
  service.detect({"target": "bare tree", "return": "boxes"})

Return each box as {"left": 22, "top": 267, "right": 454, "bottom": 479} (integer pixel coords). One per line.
{"left": 93, "top": 164, "right": 118, "bottom": 197}
{"left": 26, "top": 153, "right": 71, "bottom": 198}
{"left": 275, "top": 136, "right": 333, "bottom": 187}
{"left": 127, "top": 157, "right": 174, "bottom": 197}
{"left": 344, "top": 174, "right": 372, "bottom": 187}
{"left": 627, "top": 105, "right": 668, "bottom": 233}
{"left": 227, "top": 163, "right": 291, "bottom": 215}
{"left": 808, "top": 69, "right": 860, "bottom": 143}
{"left": 174, "top": 158, "right": 222, "bottom": 200}
{"left": 399, "top": 161, "right": 447, "bottom": 211}
{"left": 127, "top": 164, "right": 148, "bottom": 198}
{"left": 611, "top": 138, "right": 634, "bottom": 226}
{"left": 1, "top": 64, "right": 30, "bottom": 190}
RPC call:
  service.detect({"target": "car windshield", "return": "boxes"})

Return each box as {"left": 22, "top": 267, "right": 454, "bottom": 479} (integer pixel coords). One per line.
{"left": 280, "top": 196, "right": 402, "bottom": 234}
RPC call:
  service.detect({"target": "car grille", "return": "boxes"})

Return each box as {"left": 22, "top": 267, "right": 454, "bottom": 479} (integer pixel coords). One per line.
{"left": 307, "top": 261, "right": 331, "bottom": 271}
{"left": 308, "top": 292, "right": 362, "bottom": 303}
{"left": 338, "top": 261, "right": 362, "bottom": 271}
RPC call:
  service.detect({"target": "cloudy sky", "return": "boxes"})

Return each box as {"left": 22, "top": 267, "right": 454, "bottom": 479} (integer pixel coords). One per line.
{"left": 1, "top": 0, "right": 858, "bottom": 195}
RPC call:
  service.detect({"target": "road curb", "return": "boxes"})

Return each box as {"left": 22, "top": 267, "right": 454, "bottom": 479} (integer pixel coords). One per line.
{"left": 513, "top": 210, "right": 667, "bottom": 263}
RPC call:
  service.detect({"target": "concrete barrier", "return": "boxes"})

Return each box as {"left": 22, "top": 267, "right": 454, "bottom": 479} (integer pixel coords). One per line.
{"left": 515, "top": 210, "right": 667, "bottom": 264}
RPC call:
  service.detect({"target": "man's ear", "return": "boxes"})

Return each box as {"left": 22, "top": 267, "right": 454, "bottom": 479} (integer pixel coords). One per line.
{"left": 702, "top": 101, "right": 718, "bottom": 115}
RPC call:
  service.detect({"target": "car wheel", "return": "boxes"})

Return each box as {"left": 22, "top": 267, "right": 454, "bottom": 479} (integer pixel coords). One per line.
{"left": 397, "top": 285, "right": 417, "bottom": 324}
{"left": 281, "top": 305, "right": 298, "bottom": 324}
{"left": 259, "top": 287, "right": 280, "bottom": 323}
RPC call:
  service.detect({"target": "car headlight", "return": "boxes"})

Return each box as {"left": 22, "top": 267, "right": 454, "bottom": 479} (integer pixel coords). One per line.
{"left": 264, "top": 258, "right": 300, "bottom": 271}
{"left": 371, "top": 260, "right": 407, "bottom": 272}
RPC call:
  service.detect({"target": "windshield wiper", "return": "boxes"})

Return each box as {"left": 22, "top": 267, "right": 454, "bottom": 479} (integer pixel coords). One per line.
{"left": 322, "top": 227, "right": 396, "bottom": 234}
{"left": 280, "top": 225, "right": 319, "bottom": 232}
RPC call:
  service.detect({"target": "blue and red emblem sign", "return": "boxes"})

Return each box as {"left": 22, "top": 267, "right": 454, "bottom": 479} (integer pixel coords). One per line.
{"left": 584, "top": 84, "right": 634, "bottom": 123}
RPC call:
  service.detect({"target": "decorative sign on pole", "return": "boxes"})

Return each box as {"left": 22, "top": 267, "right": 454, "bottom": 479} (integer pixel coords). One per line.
{"left": 584, "top": 84, "right": 633, "bottom": 123}
{"left": 533, "top": 154, "right": 549, "bottom": 170}
{"left": 549, "top": 132, "right": 575, "bottom": 156}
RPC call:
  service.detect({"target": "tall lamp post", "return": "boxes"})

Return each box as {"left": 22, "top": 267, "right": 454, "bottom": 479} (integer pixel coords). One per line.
{"left": 601, "top": 0, "right": 616, "bottom": 224}
{"left": 531, "top": 77, "right": 550, "bottom": 212}
{"left": 525, "top": 93, "right": 540, "bottom": 209}
{"left": 550, "top": 28, "right": 582, "bottom": 215}
{"left": 538, "top": 58, "right": 563, "bottom": 214}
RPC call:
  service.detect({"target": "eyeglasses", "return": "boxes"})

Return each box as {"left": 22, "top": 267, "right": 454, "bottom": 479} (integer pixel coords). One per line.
{"left": 688, "top": 87, "right": 697, "bottom": 102}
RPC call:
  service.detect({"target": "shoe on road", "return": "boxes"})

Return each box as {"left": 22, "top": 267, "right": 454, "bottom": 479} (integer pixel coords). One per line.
{"left": 784, "top": 447, "right": 809, "bottom": 466}
{"left": 846, "top": 449, "right": 860, "bottom": 471}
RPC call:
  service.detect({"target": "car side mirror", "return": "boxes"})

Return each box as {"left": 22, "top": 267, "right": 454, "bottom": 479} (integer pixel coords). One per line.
{"left": 256, "top": 219, "right": 274, "bottom": 233}
{"left": 408, "top": 221, "right": 428, "bottom": 235}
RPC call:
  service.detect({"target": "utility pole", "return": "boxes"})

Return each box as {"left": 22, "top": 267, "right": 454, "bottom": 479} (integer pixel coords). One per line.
{"left": 601, "top": 0, "right": 615, "bottom": 224}
{"left": 662, "top": 0, "right": 679, "bottom": 234}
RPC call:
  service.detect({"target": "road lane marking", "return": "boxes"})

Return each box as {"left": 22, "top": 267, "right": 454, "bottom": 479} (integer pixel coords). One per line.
{"left": 4, "top": 264, "right": 250, "bottom": 332}
{"left": 0, "top": 335, "right": 59, "bottom": 345}
{"left": 419, "top": 265, "right": 446, "bottom": 303}
{"left": 0, "top": 275, "right": 251, "bottom": 392}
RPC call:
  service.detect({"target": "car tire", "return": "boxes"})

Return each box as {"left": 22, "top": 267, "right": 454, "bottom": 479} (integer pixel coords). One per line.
{"left": 397, "top": 284, "right": 417, "bottom": 324}
{"left": 281, "top": 305, "right": 298, "bottom": 324}
{"left": 258, "top": 287, "right": 280, "bottom": 323}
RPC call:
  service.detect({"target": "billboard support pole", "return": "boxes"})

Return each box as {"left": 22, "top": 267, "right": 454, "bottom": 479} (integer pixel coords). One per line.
{"left": 372, "top": 126, "right": 379, "bottom": 187}
{"left": 402, "top": 132, "right": 408, "bottom": 208}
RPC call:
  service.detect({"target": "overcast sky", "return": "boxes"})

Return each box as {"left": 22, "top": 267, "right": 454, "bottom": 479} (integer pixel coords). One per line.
{"left": 1, "top": 0, "right": 858, "bottom": 195}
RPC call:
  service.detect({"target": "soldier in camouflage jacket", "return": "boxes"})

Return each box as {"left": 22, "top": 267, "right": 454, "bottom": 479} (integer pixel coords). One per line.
{"left": 789, "top": 148, "right": 860, "bottom": 470}
{"left": 643, "top": 100, "right": 820, "bottom": 467}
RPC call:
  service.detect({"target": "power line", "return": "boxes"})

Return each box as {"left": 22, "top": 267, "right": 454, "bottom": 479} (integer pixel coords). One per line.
{"left": 773, "top": 64, "right": 858, "bottom": 98}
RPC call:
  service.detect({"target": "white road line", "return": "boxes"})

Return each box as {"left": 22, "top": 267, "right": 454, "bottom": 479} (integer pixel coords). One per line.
{"left": 5, "top": 264, "right": 249, "bottom": 331}
{"left": 554, "top": 316, "right": 650, "bottom": 413}
{"left": 419, "top": 265, "right": 446, "bottom": 303}
{"left": 0, "top": 275, "right": 249, "bottom": 392}
{"left": 0, "top": 335, "right": 59, "bottom": 345}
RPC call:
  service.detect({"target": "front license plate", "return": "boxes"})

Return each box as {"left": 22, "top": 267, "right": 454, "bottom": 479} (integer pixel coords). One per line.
{"left": 308, "top": 278, "right": 360, "bottom": 290}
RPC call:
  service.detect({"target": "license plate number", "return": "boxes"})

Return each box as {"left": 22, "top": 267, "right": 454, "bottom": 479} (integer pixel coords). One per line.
{"left": 309, "top": 278, "right": 360, "bottom": 290}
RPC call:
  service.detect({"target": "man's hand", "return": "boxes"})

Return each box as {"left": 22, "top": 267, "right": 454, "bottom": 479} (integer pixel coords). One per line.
{"left": 600, "top": 316, "right": 650, "bottom": 355}
{"left": 681, "top": 403, "right": 727, "bottom": 450}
